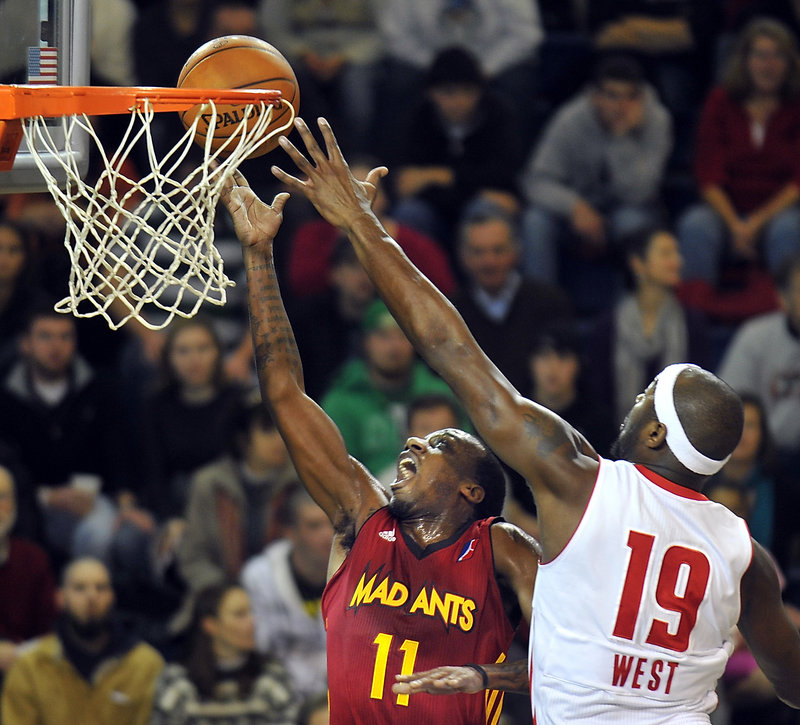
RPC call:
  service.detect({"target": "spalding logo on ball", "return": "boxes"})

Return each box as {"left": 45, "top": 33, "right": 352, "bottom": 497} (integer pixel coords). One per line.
{"left": 178, "top": 35, "right": 300, "bottom": 158}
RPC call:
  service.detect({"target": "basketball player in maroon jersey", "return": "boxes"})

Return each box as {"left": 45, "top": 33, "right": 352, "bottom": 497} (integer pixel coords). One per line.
{"left": 218, "top": 168, "right": 539, "bottom": 724}
{"left": 268, "top": 118, "right": 800, "bottom": 722}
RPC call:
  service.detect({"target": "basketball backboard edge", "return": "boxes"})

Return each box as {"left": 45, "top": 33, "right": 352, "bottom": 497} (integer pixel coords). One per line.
{"left": 0, "top": 0, "right": 90, "bottom": 194}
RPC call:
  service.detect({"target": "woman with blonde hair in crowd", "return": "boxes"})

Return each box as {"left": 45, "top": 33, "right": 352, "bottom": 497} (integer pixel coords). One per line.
{"left": 678, "top": 17, "right": 800, "bottom": 321}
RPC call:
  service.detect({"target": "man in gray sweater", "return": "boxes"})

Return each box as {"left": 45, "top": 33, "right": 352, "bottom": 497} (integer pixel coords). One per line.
{"left": 717, "top": 253, "right": 800, "bottom": 567}
{"left": 519, "top": 55, "right": 672, "bottom": 288}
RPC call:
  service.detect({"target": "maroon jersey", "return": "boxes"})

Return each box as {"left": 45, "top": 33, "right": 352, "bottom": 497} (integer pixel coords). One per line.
{"left": 322, "top": 508, "right": 515, "bottom": 724}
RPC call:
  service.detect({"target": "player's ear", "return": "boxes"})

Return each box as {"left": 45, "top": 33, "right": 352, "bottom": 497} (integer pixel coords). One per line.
{"left": 461, "top": 481, "right": 485, "bottom": 505}
{"left": 644, "top": 419, "right": 667, "bottom": 450}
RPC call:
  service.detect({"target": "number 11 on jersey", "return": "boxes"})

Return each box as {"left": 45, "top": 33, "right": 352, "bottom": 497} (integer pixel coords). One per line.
{"left": 371, "top": 633, "right": 420, "bottom": 706}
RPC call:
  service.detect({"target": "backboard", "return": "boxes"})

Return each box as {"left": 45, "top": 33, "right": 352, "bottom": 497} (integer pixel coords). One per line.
{"left": 0, "top": 0, "right": 90, "bottom": 192}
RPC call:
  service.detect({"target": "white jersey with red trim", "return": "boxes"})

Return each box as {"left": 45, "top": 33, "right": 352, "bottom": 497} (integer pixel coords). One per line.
{"left": 530, "top": 458, "right": 753, "bottom": 724}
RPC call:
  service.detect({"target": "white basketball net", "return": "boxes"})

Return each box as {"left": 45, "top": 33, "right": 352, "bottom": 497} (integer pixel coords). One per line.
{"left": 22, "top": 97, "right": 294, "bottom": 330}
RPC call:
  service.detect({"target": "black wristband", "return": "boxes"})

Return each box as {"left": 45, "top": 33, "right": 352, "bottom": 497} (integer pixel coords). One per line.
{"left": 465, "top": 663, "right": 489, "bottom": 689}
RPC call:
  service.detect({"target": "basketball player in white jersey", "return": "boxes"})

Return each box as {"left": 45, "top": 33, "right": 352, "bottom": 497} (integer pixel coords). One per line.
{"left": 268, "top": 117, "right": 800, "bottom": 723}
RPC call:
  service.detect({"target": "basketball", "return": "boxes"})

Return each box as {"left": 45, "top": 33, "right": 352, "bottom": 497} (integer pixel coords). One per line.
{"left": 177, "top": 35, "right": 300, "bottom": 157}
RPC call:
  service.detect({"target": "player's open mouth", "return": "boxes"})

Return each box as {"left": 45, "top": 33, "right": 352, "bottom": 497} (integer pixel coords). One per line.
{"left": 396, "top": 455, "right": 417, "bottom": 481}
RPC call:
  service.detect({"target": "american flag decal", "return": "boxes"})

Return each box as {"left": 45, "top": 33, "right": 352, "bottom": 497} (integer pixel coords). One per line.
{"left": 457, "top": 538, "right": 478, "bottom": 562}
{"left": 28, "top": 47, "right": 58, "bottom": 85}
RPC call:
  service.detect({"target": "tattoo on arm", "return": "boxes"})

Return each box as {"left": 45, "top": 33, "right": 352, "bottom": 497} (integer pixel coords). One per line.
{"left": 483, "top": 660, "right": 529, "bottom": 694}
{"left": 523, "top": 411, "right": 563, "bottom": 458}
{"left": 246, "top": 252, "right": 303, "bottom": 387}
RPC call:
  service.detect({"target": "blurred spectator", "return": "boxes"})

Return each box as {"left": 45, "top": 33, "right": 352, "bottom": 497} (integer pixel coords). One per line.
{"left": 91, "top": 0, "right": 137, "bottom": 86}
{"left": 405, "top": 393, "right": 462, "bottom": 439}
{"left": 449, "top": 199, "right": 573, "bottom": 393}
{"left": 288, "top": 160, "right": 456, "bottom": 300}
{"left": 520, "top": 54, "right": 671, "bottom": 303}
{"left": 320, "top": 299, "right": 460, "bottom": 483}
{"left": 677, "top": 18, "right": 800, "bottom": 324}
{"left": 589, "top": 1, "right": 722, "bottom": 169}
{"left": 375, "top": 0, "right": 543, "bottom": 149}
{"left": 289, "top": 240, "right": 376, "bottom": 401}
{"left": 390, "top": 47, "right": 525, "bottom": 249}
{"left": 717, "top": 253, "right": 800, "bottom": 460}
{"left": 704, "top": 479, "right": 800, "bottom": 725}
{"left": 0, "top": 219, "right": 48, "bottom": 377}
{"left": 209, "top": 0, "right": 257, "bottom": 38}
{"left": 241, "top": 487, "right": 332, "bottom": 706}
{"left": 151, "top": 584, "right": 298, "bottom": 724}
{"left": 504, "top": 323, "right": 615, "bottom": 541}
{"left": 717, "top": 252, "right": 800, "bottom": 564}
{"left": 1, "top": 557, "right": 164, "bottom": 724}
{"left": 257, "top": 0, "right": 380, "bottom": 155}
{"left": 133, "top": 0, "right": 213, "bottom": 88}
{"left": 729, "top": 1, "right": 800, "bottom": 47}
{"left": 296, "top": 692, "right": 329, "bottom": 725}
{"left": 141, "top": 316, "right": 248, "bottom": 524}
{"left": 0, "top": 306, "right": 134, "bottom": 566}
{"left": 588, "top": 227, "right": 710, "bottom": 428}
{"left": 178, "top": 403, "right": 296, "bottom": 600}
{"left": 704, "top": 394, "right": 777, "bottom": 550}
{"left": 529, "top": 325, "right": 615, "bottom": 458}
{"left": 0, "top": 441, "right": 40, "bottom": 542}
{"left": 8, "top": 192, "right": 159, "bottom": 376}
{"left": 0, "top": 465, "right": 57, "bottom": 678}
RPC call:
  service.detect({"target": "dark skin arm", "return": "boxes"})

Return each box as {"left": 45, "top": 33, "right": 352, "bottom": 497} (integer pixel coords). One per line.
{"left": 393, "top": 659, "right": 530, "bottom": 696}
{"left": 738, "top": 540, "right": 800, "bottom": 708}
{"left": 218, "top": 169, "right": 387, "bottom": 577}
{"left": 491, "top": 521, "right": 538, "bottom": 627}
{"left": 272, "top": 118, "right": 599, "bottom": 562}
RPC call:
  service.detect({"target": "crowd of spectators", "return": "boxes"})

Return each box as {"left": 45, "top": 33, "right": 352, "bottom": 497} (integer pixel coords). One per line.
{"left": 2, "top": 0, "right": 800, "bottom": 723}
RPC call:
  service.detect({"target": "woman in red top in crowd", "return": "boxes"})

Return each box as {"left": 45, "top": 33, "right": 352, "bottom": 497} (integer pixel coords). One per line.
{"left": 677, "top": 17, "right": 800, "bottom": 321}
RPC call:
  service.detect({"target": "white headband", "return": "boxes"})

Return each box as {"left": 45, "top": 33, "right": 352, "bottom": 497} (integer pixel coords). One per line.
{"left": 653, "top": 363, "right": 730, "bottom": 476}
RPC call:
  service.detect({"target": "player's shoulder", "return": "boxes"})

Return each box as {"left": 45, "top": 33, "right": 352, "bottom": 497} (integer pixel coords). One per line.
{"left": 490, "top": 519, "right": 541, "bottom": 561}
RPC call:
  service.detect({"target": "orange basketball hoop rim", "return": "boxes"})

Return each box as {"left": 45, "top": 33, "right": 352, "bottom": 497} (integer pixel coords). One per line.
{"left": 0, "top": 85, "right": 283, "bottom": 169}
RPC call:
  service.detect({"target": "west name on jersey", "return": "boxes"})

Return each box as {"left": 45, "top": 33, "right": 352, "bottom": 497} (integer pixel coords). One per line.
{"left": 612, "top": 653, "right": 680, "bottom": 695}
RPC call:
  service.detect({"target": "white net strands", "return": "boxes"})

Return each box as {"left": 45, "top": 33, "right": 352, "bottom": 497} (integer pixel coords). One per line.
{"left": 22, "top": 97, "right": 294, "bottom": 330}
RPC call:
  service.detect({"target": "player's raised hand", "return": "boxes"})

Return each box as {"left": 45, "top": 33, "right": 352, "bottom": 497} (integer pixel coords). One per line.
{"left": 392, "top": 666, "right": 485, "bottom": 696}
{"left": 219, "top": 167, "right": 289, "bottom": 249}
{"left": 272, "top": 117, "right": 388, "bottom": 230}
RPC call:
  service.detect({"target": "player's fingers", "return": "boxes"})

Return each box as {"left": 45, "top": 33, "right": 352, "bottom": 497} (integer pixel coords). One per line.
{"left": 292, "top": 117, "right": 329, "bottom": 167}
{"left": 317, "top": 117, "right": 346, "bottom": 165}
{"left": 270, "top": 191, "right": 291, "bottom": 213}
{"left": 231, "top": 168, "right": 251, "bottom": 189}
{"left": 270, "top": 165, "right": 306, "bottom": 191}
{"left": 218, "top": 179, "right": 241, "bottom": 210}
{"left": 277, "top": 135, "right": 315, "bottom": 175}
{"left": 366, "top": 166, "right": 389, "bottom": 187}
{"left": 363, "top": 166, "right": 389, "bottom": 204}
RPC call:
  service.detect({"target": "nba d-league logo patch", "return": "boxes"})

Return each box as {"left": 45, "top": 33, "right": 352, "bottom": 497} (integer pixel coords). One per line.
{"left": 379, "top": 528, "right": 396, "bottom": 542}
{"left": 457, "top": 538, "right": 478, "bottom": 561}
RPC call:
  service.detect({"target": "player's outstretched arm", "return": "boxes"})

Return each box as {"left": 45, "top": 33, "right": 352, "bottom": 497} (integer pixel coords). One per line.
{"left": 271, "top": 118, "right": 598, "bottom": 513}
{"left": 392, "top": 660, "right": 529, "bottom": 696}
{"left": 738, "top": 540, "right": 800, "bottom": 708}
{"left": 219, "top": 170, "right": 387, "bottom": 538}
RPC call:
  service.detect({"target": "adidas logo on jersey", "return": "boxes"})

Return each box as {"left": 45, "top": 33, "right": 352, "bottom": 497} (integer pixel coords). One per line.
{"left": 378, "top": 528, "right": 396, "bottom": 542}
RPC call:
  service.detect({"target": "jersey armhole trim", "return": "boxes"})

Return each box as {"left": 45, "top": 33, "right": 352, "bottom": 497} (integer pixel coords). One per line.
{"left": 539, "top": 459, "right": 602, "bottom": 567}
